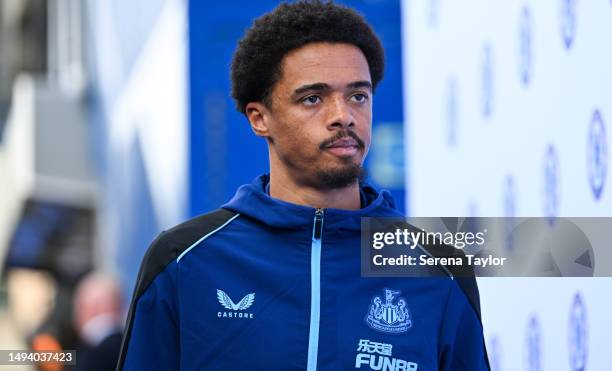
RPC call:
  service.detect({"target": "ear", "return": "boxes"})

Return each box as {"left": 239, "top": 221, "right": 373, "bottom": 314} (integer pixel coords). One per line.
{"left": 245, "top": 102, "right": 272, "bottom": 138}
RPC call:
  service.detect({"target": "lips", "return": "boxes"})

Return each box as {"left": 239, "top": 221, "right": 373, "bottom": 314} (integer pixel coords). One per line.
{"left": 325, "top": 137, "right": 360, "bottom": 157}
{"left": 326, "top": 137, "right": 359, "bottom": 149}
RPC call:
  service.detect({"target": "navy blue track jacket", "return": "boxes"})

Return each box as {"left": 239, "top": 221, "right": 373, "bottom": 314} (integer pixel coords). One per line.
{"left": 117, "top": 174, "right": 489, "bottom": 370}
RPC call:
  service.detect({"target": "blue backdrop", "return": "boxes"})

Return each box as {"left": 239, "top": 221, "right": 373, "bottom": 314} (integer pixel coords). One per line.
{"left": 188, "top": 0, "right": 405, "bottom": 216}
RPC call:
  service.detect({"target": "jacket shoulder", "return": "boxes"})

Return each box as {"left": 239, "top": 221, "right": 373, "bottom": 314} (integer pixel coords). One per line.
{"left": 135, "top": 208, "right": 237, "bottom": 298}
{"left": 116, "top": 208, "right": 238, "bottom": 371}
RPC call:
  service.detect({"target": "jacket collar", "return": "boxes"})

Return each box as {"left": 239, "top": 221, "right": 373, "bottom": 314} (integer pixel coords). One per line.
{"left": 222, "top": 174, "right": 401, "bottom": 232}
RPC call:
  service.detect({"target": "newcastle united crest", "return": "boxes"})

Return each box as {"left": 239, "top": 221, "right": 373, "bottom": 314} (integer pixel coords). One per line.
{"left": 365, "top": 288, "right": 412, "bottom": 334}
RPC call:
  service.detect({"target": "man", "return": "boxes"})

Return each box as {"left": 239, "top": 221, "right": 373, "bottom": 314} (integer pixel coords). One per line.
{"left": 117, "top": 1, "right": 489, "bottom": 370}
{"left": 73, "top": 272, "right": 124, "bottom": 371}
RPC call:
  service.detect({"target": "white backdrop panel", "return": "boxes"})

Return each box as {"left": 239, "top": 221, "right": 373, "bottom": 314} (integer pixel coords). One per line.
{"left": 402, "top": 1, "right": 612, "bottom": 370}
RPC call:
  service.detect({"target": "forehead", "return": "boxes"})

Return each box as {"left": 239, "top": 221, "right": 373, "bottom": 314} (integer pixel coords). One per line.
{"left": 277, "top": 42, "right": 371, "bottom": 90}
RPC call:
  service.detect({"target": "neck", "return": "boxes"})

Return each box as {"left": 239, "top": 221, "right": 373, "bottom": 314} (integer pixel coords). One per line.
{"left": 268, "top": 163, "right": 362, "bottom": 211}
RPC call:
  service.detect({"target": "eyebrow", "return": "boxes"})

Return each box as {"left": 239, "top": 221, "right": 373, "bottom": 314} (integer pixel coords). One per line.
{"left": 347, "top": 80, "right": 373, "bottom": 91}
{"left": 291, "top": 80, "right": 373, "bottom": 99}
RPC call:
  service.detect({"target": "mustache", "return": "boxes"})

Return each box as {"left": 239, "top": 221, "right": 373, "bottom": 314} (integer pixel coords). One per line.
{"left": 319, "top": 130, "right": 365, "bottom": 150}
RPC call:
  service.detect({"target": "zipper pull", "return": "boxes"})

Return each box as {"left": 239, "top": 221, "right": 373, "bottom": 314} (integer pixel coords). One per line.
{"left": 313, "top": 208, "right": 324, "bottom": 240}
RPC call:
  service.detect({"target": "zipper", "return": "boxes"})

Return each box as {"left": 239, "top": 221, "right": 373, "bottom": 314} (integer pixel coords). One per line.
{"left": 307, "top": 208, "right": 324, "bottom": 371}
{"left": 313, "top": 208, "right": 324, "bottom": 239}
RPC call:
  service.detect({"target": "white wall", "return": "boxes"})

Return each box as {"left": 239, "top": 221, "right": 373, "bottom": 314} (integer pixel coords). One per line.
{"left": 402, "top": 1, "right": 611, "bottom": 369}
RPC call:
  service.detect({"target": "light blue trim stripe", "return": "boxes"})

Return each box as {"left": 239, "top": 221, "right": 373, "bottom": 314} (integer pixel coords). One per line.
{"left": 307, "top": 215, "right": 323, "bottom": 371}
{"left": 176, "top": 213, "right": 240, "bottom": 262}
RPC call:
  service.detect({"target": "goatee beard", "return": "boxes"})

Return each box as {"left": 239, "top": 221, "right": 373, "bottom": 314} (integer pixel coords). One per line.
{"left": 314, "top": 163, "right": 365, "bottom": 189}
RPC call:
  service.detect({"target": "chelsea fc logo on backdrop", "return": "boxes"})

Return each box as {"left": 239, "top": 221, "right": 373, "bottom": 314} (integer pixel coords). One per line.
{"left": 526, "top": 315, "right": 541, "bottom": 371}
{"left": 446, "top": 78, "right": 458, "bottom": 147}
{"left": 488, "top": 335, "right": 501, "bottom": 371}
{"left": 588, "top": 110, "right": 607, "bottom": 200}
{"left": 504, "top": 175, "right": 517, "bottom": 252}
{"left": 519, "top": 6, "right": 533, "bottom": 85}
{"left": 482, "top": 43, "right": 494, "bottom": 118}
{"left": 569, "top": 293, "right": 588, "bottom": 371}
{"left": 365, "top": 288, "right": 412, "bottom": 334}
{"left": 543, "top": 145, "right": 559, "bottom": 221}
{"left": 560, "top": 0, "right": 577, "bottom": 49}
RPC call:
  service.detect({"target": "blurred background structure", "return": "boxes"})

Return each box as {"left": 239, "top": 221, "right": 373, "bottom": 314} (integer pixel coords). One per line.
{"left": 0, "top": 0, "right": 608, "bottom": 370}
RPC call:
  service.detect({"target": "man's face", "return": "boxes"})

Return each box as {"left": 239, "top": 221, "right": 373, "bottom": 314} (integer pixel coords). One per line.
{"left": 259, "top": 42, "right": 373, "bottom": 190}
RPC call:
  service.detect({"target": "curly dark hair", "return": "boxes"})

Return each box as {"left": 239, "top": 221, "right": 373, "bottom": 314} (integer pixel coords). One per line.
{"left": 230, "top": 0, "right": 385, "bottom": 114}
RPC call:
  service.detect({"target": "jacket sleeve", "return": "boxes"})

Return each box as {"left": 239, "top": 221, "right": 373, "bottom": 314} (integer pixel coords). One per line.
{"left": 438, "top": 279, "right": 490, "bottom": 371}
{"left": 115, "top": 209, "right": 237, "bottom": 370}
{"left": 116, "top": 234, "right": 180, "bottom": 371}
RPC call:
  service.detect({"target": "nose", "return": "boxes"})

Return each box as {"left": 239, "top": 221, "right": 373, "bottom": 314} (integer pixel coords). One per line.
{"left": 327, "top": 96, "right": 354, "bottom": 130}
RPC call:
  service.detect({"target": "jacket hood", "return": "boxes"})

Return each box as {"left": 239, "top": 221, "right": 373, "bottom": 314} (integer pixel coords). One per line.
{"left": 222, "top": 174, "right": 402, "bottom": 233}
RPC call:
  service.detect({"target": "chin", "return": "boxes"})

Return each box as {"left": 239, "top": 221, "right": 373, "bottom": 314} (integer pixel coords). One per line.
{"left": 314, "top": 164, "right": 365, "bottom": 189}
